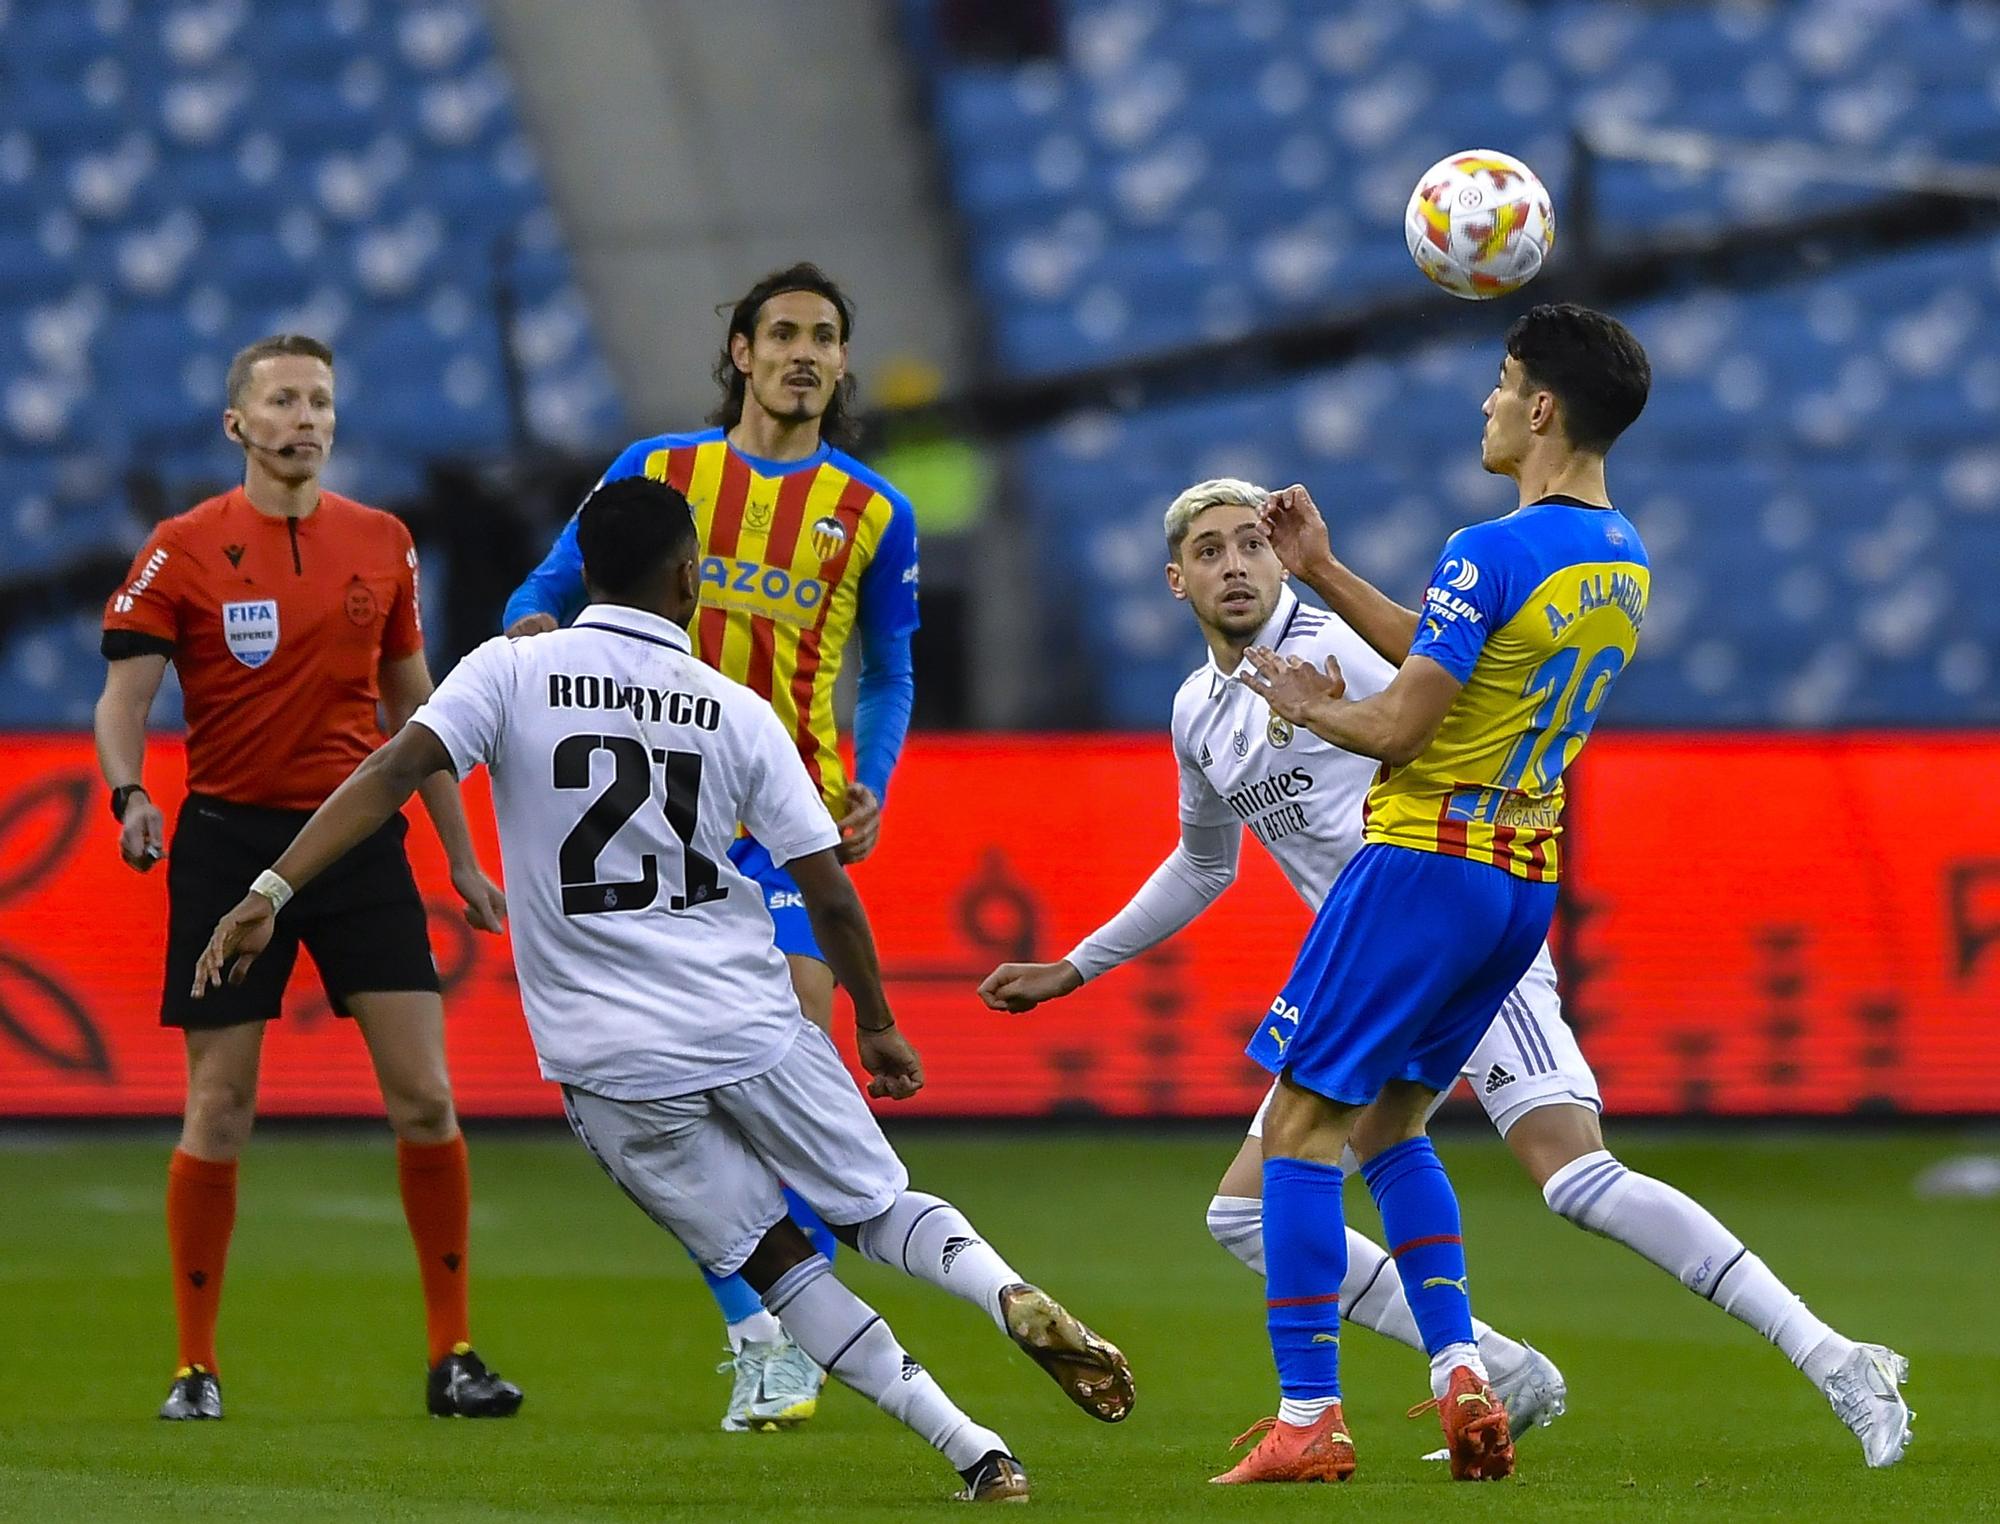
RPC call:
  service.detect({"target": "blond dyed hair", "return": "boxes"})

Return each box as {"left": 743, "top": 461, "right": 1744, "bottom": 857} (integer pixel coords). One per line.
{"left": 1164, "top": 477, "right": 1269, "bottom": 559}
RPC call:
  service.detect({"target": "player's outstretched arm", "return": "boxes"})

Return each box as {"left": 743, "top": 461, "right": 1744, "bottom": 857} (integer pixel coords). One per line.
{"left": 1261, "top": 485, "right": 1421, "bottom": 665}
{"left": 787, "top": 848, "right": 925, "bottom": 1100}
{"left": 978, "top": 821, "right": 1239, "bottom": 1011}
{"left": 1240, "top": 648, "right": 1461, "bottom": 766}
{"left": 191, "top": 724, "right": 456, "bottom": 994}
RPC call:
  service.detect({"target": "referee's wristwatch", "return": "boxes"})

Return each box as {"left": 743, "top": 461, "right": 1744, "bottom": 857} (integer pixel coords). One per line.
{"left": 110, "top": 784, "right": 149, "bottom": 822}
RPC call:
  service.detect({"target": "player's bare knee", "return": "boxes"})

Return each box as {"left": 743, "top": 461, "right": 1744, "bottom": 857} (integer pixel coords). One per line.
{"left": 1260, "top": 1077, "right": 1354, "bottom": 1163}
{"left": 737, "top": 1218, "right": 819, "bottom": 1295}
{"left": 182, "top": 1082, "right": 256, "bottom": 1157}
{"left": 383, "top": 1081, "right": 457, "bottom": 1143}
{"left": 1506, "top": 1102, "right": 1607, "bottom": 1189}
{"left": 1216, "top": 1136, "right": 1264, "bottom": 1200}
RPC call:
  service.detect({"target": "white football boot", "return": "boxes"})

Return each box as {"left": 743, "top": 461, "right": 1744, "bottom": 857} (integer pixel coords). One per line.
{"left": 1823, "top": 1343, "right": 1912, "bottom": 1468}
{"left": 744, "top": 1334, "right": 823, "bottom": 1430}
{"left": 718, "top": 1340, "right": 777, "bottom": 1433}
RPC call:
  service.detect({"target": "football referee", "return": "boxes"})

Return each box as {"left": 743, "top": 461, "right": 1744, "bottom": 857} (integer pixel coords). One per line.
{"left": 93, "top": 334, "right": 522, "bottom": 1422}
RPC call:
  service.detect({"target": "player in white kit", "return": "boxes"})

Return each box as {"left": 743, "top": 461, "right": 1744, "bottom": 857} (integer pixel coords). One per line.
{"left": 192, "top": 476, "right": 1136, "bottom": 1503}
{"left": 980, "top": 478, "right": 1909, "bottom": 1467}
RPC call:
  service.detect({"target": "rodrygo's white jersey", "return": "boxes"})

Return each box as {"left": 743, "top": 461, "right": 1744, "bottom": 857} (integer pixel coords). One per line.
{"left": 1172, "top": 585, "right": 1398, "bottom": 910}
{"left": 411, "top": 603, "right": 840, "bottom": 1100}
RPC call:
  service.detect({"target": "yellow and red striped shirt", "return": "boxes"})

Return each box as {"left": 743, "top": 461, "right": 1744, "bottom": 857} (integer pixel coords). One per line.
{"left": 615, "top": 429, "right": 919, "bottom": 812}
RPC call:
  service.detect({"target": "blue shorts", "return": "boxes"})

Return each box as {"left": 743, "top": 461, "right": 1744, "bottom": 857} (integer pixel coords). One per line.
{"left": 1248, "top": 844, "right": 1557, "bottom": 1105}
{"left": 729, "top": 837, "right": 823, "bottom": 963}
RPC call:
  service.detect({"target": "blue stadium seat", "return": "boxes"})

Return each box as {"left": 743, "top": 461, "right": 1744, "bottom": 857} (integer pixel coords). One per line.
{"left": 1006, "top": 232, "right": 2000, "bottom": 728}
{"left": 922, "top": 0, "right": 2000, "bottom": 376}
{"left": 0, "top": 0, "right": 623, "bottom": 675}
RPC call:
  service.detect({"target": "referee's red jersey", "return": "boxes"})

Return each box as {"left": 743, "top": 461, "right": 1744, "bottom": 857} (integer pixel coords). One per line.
{"left": 103, "top": 488, "right": 424, "bottom": 810}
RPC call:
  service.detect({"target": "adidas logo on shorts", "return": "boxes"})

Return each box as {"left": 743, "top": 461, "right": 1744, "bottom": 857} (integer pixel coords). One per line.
{"left": 1484, "top": 1064, "right": 1517, "bottom": 1095}
{"left": 900, "top": 1355, "right": 923, "bottom": 1382}
{"left": 940, "top": 1235, "right": 977, "bottom": 1272}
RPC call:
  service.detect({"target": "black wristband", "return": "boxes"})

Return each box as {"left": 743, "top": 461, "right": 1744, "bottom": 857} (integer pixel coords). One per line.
{"left": 110, "top": 784, "right": 149, "bottom": 823}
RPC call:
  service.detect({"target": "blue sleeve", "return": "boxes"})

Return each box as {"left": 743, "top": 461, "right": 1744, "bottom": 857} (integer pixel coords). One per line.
{"left": 853, "top": 495, "right": 920, "bottom": 798}
{"left": 1405, "top": 524, "right": 1519, "bottom": 683}
{"left": 854, "top": 624, "right": 915, "bottom": 802}
{"left": 857, "top": 494, "right": 921, "bottom": 643}
{"left": 500, "top": 441, "right": 653, "bottom": 630}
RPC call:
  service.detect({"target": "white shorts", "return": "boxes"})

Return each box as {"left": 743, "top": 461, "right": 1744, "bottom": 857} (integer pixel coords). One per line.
{"left": 1247, "top": 942, "right": 1600, "bottom": 1141}
{"left": 560, "top": 1025, "right": 909, "bottom": 1277}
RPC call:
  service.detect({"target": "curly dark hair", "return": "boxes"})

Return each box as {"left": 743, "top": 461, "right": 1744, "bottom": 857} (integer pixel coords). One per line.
{"left": 577, "top": 474, "right": 698, "bottom": 599}
{"left": 708, "top": 262, "right": 859, "bottom": 448}
{"left": 1503, "top": 303, "right": 1651, "bottom": 455}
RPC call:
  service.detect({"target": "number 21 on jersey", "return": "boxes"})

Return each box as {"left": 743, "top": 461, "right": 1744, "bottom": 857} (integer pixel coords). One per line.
{"left": 552, "top": 733, "right": 728, "bottom": 916}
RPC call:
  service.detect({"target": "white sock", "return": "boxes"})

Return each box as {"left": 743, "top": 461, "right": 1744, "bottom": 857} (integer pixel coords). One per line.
{"left": 763, "top": 1255, "right": 1007, "bottom": 1471}
{"left": 1206, "top": 1195, "right": 1265, "bottom": 1274}
{"left": 1277, "top": 1395, "right": 1339, "bottom": 1425}
{"left": 1206, "top": 1194, "right": 1525, "bottom": 1371}
{"left": 1428, "top": 1340, "right": 1489, "bottom": 1399}
{"left": 857, "top": 1191, "right": 1023, "bottom": 1331}
{"left": 1543, "top": 1149, "right": 1852, "bottom": 1384}
{"left": 725, "top": 1310, "right": 783, "bottom": 1352}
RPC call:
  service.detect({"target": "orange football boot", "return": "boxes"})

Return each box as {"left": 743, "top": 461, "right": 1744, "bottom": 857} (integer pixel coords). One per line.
{"left": 1209, "top": 1407, "right": 1357, "bottom": 1485}
{"left": 1410, "top": 1365, "right": 1514, "bottom": 1480}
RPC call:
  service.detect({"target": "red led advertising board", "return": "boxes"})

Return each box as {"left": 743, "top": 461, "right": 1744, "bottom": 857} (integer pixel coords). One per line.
{"left": 0, "top": 733, "right": 1994, "bottom": 1118}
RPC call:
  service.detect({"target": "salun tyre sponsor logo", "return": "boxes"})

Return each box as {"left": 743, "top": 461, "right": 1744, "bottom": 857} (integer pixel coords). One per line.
{"left": 1424, "top": 585, "right": 1483, "bottom": 625}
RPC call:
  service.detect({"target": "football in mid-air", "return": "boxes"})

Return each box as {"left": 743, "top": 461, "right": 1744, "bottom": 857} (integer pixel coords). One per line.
{"left": 1404, "top": 150, "right": 1555, "bottom": 300}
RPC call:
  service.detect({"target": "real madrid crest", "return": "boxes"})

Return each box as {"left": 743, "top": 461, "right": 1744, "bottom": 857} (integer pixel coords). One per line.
{"left": 811, "top": 514, "right": 849, "bottom": 562}
{"left": 1267, "top": 712, "right": 1294, "bottom": 748}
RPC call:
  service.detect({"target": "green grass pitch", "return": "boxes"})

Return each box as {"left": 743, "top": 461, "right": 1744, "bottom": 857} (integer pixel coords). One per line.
{"left": 1, "top": 1125, "right": 1991, "bottom": 1521}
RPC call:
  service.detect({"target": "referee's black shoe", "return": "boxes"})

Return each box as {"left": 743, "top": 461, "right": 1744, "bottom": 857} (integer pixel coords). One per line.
{"left": 427, "top": 1343, "right": 523, "bottom": 1418}
{"left": 159, "top": 1364, "right": 222, "bottom": 1420}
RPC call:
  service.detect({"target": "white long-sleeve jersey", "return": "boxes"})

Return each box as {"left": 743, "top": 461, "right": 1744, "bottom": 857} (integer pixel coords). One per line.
{"left": 1066, "top": 585, "right": 1398, "bottom": 979}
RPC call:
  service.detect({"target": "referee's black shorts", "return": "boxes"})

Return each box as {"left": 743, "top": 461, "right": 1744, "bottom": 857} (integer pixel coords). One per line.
{"left": 161, "top": 793, "right": 440, "bottom": 1030}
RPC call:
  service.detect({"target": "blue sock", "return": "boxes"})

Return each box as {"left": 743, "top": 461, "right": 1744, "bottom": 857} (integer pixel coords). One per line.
{"left": 781, "top": 1186, "right": 839, "bottom": 1264}
{"left": 1360, "top": 1136, "right": 1475, "bottom": 1357}
{"left": 699, "top": 1263, "right": 767, "bottom": 1325}
{"left": 697, "top": 1192, "right": 838, "bottom": 1329}
{"left": 1262, "top": 1157, "right": 1348, "bottom": 1399}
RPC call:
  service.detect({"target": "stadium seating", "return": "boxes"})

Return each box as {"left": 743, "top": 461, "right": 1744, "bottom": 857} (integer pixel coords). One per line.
{"left": 929, "top": 0, "right": 2000, "bottom": 374}
{"left": 0, "top": 0, "right": 620, "bottom": 723}
{"left": 1016, "top": 234, "right": 2000, "bottom": 727}
{"left": 918, "top": 0, "right": 2000, "bottom": 726}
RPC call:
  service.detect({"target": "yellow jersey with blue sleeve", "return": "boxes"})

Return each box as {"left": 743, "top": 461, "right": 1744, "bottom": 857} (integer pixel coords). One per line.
{"left": 1363, "top": 494, "right": 1648, "bottom": 882}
